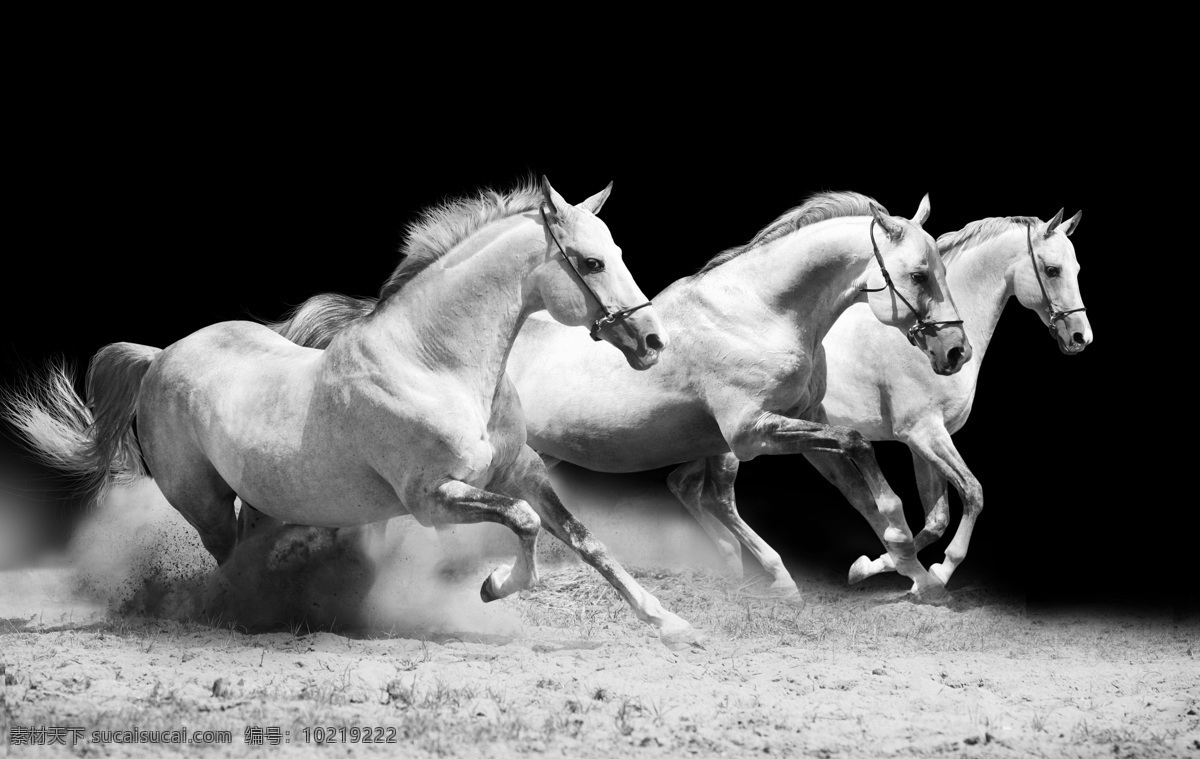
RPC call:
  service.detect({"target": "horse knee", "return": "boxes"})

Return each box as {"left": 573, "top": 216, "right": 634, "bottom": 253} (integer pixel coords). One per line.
{"left": 962, "top": 479, "right": 983, "bottom": 516}
{"left": 876, "top": 491, "right": 903, "bottom": 520}
{"left": 510, "top": 499, "right": 541, "bottom": 537}
{"left": 836, "top": 427, "right": 872, "bottom": 458}
{"left": 925, "top": 509, "right": 949, "bottom": 537}
{"left": 727, "top": 433, "right": 763, "bottom": 462}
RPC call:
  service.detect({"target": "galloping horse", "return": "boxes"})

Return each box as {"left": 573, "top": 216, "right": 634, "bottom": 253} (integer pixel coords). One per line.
{"left": 4, "top": 178, "right": 703, "bottom": 647}
{"left": 269, "top": 192, "right": 971, "bottom": 600}
{"left": 817, "top": 210, "right": 1090, "bottom": 587}
{"left": 656, "top": 210, "right": 1089, "bottom": 592}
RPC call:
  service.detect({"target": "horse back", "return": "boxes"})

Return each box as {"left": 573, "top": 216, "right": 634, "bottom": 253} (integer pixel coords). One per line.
{"left": 136, "top": 321, "right": 345, "bottom": 504}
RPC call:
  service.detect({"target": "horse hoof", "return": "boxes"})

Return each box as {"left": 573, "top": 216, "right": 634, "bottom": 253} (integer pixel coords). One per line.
{"left": 480, "top": 576, "right": 500, "bottom": 603}
{"left": 911, "top": 582, "right": 950, "bottom": 605}
{"left": 930, "top": 563, "right": 952, "bottom": 586}
{"left": 660, "top": 624, "right": 705, "bottom": 652}
{"left": 769, "top": 579, "right": 801, "bottom": 598}
{"left": 848, "top": 555, "right": 873, "bottom": 585}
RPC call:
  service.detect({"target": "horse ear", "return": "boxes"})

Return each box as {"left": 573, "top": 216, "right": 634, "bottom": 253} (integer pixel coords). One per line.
{"left": 1062, "top": 209, "right": 1083, "bottom": 237}
{"left": 541, "top": 175, "right": 571, "bottom": 224}
{"left": 577, "top": 181, "right": 614, "bottom": 215}
{"left": 912, "top": 193, "right": 931, "bottom": 228}
{"left": 870, "top": 204, "right": 902, "bottom": 240}
{"left": 1043, "top": 208, "right": 1065, "bottom": 238}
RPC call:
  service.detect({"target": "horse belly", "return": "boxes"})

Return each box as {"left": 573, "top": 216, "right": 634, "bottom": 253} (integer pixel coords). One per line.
{"left": 527, "top": 399, "right": 728, "bottom": 473}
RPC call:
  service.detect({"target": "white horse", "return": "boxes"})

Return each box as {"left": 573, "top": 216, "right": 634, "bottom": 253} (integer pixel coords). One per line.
{"left": 3, "top": 178, "right": 704, "bottom": 647}
{"left": 269, "top": 192, "right": 972, "bottom": 600}
{"left": 818, "top": 209, "right": 1091, "bottom": 587}
{"left": 669, "top": 209, "right": 1090, "bottom": 592}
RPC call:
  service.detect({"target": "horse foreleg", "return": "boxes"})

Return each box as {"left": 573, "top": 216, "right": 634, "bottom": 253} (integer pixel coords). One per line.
{"left": 696, "top": 454, "right": 797, "bottom": 594}
{"left": 728, "top": 410, "right": 944, "bottom": 600}
{"left": 502, "top": 446, "right": 701, "bottom": 650}
{"left": 666, "top": 459, "right": 744, "bottom": 578}
{"left": 801, "top": 450, "right": 895, "bottom": 581}
{"left": 910, "top": 451, "right": 951, "bottom": 552}
{"left": 830, "top": 443, "right": 957, "bottom": 584}
{"left": 408, "top": 480, "right": 542, "bottom": 602}
{"left": 807, "top": 447, "right": 944, "bottom": 599}
{"left": 901, "top": 424, "right": 982, "bottom": 587}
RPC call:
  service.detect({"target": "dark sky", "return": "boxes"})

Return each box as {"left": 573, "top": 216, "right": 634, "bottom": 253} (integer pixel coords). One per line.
{"left": 1, "top": 71, "right": 1180, "bottom": 609}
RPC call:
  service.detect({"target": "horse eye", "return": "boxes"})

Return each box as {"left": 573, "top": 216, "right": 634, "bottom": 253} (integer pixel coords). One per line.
{"left": 585, "top": 258, "right": 605, "bottom": 273}
{"left": 1045, "top": 266, "right": 1061, "bottom": 278}
{"left": 910, "top": 272, "right": 928, "bottom": 285}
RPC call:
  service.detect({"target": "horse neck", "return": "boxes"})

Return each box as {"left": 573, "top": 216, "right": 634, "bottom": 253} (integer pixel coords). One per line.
{"left": 367, "top": 215, "right": 543, "bottom": 393}
{"left": 703, "top": 217, "right": 876, "bottom": 342}
{"left": 943, "top": 227, "right": 1026, "bottom": 362}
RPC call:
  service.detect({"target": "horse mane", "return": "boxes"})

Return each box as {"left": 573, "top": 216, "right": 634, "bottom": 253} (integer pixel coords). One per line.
{"left": 375, "top": 177, "right": 545, "bottom": 307}
{"left": 694, "top": 191, "right": 885, "bottom": 276}
{"left": 938, "top": 216, "right": 1042, "bottom": 266}
{"left": 265, "top": 292, "right": 377, "bottom": 349}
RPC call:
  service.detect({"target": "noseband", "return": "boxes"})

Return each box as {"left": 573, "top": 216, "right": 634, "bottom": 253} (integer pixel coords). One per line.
{"left": 541, "top": 206, "right": 652, "bottom": 341}
{"left": 860, "top": 218, "right": 963, "bottom": 346}
{"left": 1024, "top": 222, "right": 1086, "bottom": 336}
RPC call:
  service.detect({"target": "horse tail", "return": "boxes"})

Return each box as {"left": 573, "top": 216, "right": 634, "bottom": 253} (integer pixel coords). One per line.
{"left": 2, "top": 343, "right": 160, "bottom": 506}
{"left": 265, "top": 292, "right": 378, "bottom": 349}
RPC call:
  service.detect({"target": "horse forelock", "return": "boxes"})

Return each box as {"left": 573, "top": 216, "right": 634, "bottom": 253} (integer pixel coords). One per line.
{"left": 695, "top": 191, "right": 886, "bottom": 276}
{"left": 375, "top": 177, "right": 545, "bottom": 307}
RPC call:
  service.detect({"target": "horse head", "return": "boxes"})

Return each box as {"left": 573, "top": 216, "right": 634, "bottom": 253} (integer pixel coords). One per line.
{"left": 1012, "top": 209, "right": 1090, "bottom": 354}
{"left": 533, "top": 176, "right": 668, "bottom": 370}
{"left": 862, "top": 196, "right": 972, "bottom": 376}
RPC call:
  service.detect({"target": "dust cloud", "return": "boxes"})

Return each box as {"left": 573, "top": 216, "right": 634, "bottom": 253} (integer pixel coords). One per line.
{"left": 1, "top": 465, "right": 723, "bottom": 638}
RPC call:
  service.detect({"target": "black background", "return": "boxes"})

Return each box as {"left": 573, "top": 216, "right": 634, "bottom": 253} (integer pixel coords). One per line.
{"left": 1, "top": 57, "right": 1183, "bottom": 610}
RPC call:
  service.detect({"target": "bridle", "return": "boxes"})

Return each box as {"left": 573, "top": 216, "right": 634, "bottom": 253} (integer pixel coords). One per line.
{"left": 860, "top": 218, "right": 963, "bottom": 346}
{"left": 1024, "top": 221, "right": 1086, "bottom": 336}
{"left": 541, "top": 205, "right": 652, "bottom": 341}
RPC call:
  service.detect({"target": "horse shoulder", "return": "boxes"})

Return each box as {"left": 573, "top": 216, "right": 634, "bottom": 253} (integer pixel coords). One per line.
{"left": 821, "top": 306, "right": 913, "bottom": 438}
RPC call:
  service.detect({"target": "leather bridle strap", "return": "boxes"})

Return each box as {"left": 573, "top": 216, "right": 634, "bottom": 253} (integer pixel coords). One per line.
{"left": 541, "top": 205, "right": 652, "bottom": 341}
{"left": 860, "top": 218, "right": 963, "bottom": 346}
{"left": 1025, "top": 222, "right": 1086, "bottom": 335}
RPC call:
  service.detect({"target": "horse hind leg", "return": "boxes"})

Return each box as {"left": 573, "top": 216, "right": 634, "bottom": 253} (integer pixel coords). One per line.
{"left": 667, "top": 458, "right": 744, "bottom": 577}
{"left": 236, "top": 500, "right": 284, "bottom": 543}
{"left": 694, "top": 454, "right": 798, "bottom": 595}
{"left": 155, "top": 467, "right": 238, "bottom": 566}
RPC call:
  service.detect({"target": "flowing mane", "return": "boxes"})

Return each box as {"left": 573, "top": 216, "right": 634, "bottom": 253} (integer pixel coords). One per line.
{"left": 695, "top": 191, "right": 885, "bottom": 275}
{"left": 376, "top": 178, "right": 545, "bottom": 306}
{"left": 938, "top": 216, "right": 1042, "bottom": 266}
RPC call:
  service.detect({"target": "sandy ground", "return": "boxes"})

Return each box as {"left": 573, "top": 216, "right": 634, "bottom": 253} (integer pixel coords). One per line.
{"left": 2, "top": 482, "right": 1197, "bottom": 757}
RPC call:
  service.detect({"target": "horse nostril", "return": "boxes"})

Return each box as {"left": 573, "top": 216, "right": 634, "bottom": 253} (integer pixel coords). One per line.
{"left": 1073, "top": 332, "right": 1085, "bottom": 345}
{"left": 645, "top": 333, "right": 664, "bottom": 351}
{"left": 948, "top": 347, "right": 964, "bottom": 366}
